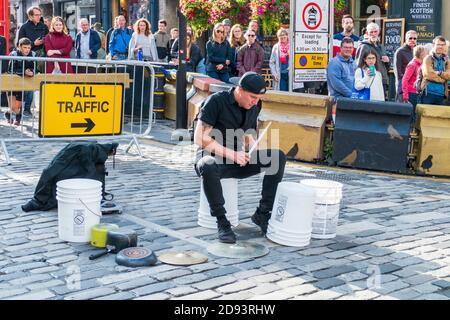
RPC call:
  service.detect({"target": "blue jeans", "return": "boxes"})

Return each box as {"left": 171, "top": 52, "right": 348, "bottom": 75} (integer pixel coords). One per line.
{"left": 420, "top": 93, "right": 445, "bottom": 106}
{"left": 408, "top": 93, "right": 419, "bottom": 124}
{"left": 23, "top": 91, "right": 33, "bottom": 112}
{"left": 280, "top": 73, "right": 289, "bottom": 91}
{"left": 207, "top": 71, "right": 230, "bottom": 83}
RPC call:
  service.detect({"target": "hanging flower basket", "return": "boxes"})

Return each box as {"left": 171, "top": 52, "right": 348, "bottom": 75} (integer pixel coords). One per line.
{"left": 250, "top": 0, "right": 290, "bottom": 35}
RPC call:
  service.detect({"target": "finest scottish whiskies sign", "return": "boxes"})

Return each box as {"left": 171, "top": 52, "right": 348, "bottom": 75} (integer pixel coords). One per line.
{"left": 404, "top": 0, "right": 441, "bottom": 43}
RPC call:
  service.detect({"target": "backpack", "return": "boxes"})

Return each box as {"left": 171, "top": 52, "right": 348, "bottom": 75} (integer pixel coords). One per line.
{"left": 415, "top": 67, "right": 424, "bottom": 95}
{"left": 417, "top": 54, "right": 449, "bottom": 95}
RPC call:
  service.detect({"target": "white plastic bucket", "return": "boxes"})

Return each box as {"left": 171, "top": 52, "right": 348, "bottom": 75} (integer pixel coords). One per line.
{"left": 300, "top": 179, "right": 343, "bottom": 239}
{"left": 198, "top": 178, "right": 239, "bottom": 229}
{"left": 57, "top": 178, "right": 102, "bottom": 192}
{"left": 56, "top": 179, "right": 103, "bottom": 242}
{"left": 266, "top": 182, "right": 316, "bottom": 247}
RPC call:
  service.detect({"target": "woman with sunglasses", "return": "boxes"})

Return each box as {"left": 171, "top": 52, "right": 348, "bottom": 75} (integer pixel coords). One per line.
{"left": 206, "top": 23, "right": 232, "bottom": 83}
{"left": 228, "top": 24, "right": 245, "bottom": 77}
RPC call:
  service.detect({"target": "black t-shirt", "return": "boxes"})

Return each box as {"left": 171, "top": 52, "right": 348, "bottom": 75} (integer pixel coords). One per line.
{"left": 198, "top": 88, "right": 261, "bottom": 159}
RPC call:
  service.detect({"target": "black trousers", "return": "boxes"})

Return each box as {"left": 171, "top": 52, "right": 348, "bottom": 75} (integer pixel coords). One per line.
{"left": 195, "top": 149, "right": 286, "bottom": 218}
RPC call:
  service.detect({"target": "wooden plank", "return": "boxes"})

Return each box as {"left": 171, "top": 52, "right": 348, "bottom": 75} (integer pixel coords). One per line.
{"left": 0, "top": 73, "right": 132, "bottom": 91}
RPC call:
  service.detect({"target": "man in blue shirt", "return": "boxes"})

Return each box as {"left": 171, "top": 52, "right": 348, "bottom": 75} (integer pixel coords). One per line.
{"left": 327, "top": 37, "right": 356, "bottom": 100}
{"left": 109, "top": 15, "right": 132, "bottom": 60}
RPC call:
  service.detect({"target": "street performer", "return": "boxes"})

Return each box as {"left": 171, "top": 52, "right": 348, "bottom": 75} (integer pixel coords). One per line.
{"left": 194, "top": 72, "right": 286, "bottom": 243}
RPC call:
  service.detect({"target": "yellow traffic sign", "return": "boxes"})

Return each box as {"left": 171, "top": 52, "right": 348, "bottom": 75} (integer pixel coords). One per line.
{"left": 294, "top": 53, "right": 328, "bottom": 69}
{"left": 39, "top": 82, "right": 124, "bottom": 137}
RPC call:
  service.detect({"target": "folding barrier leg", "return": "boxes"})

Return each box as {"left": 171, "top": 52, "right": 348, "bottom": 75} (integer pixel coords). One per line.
{"left": 1, "top": 140, "right": 11, "bottom": 165}
{"left": 125, "top": 134, "right": 144, "bottom": 158}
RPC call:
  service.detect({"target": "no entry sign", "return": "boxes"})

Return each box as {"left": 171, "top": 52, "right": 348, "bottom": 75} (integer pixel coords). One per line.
{"left": 292, "top": 0, "right": 332, "bottom": 84}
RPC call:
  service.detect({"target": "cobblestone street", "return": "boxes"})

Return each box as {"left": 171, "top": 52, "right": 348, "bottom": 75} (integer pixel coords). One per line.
{"left": 1, "top": 124, "right": 450, "bottom": 300}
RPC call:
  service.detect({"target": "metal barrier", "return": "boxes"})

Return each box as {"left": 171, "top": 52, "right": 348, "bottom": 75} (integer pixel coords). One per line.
{"left": 0, "top": 55, "right": 164, "bottom": 165}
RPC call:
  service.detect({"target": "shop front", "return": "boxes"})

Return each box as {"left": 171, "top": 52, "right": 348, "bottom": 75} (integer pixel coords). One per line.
{"left": 347, "top": 0, "right": 444, "bottom": 43}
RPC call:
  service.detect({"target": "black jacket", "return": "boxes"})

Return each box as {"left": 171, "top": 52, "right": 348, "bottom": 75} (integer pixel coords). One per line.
{"left": 22, "top": 142, "right": 118, "bottom": 212}
{"left": 17, "top": 20, "right": 49, "bottom": 52}
{"left": 206, "top": 39, "right": 233, "bottom": 73}
{"left": 8, "top": 49, "right": 36, "bottom": 75}
{"left": 171, "top": 39, "right": 203, "bottom": 72}
{"left": 394, "top": 44, "right": 414, "bottom": 93}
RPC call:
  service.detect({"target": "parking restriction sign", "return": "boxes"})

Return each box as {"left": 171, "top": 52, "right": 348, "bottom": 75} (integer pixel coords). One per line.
{"left": 291, "top": 0, "right": 333, "bottom": 84}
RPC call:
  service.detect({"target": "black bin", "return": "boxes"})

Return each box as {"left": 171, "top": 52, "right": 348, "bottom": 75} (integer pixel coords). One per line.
{"left": 332, "top": 98, "right": 413, "bottom": 173}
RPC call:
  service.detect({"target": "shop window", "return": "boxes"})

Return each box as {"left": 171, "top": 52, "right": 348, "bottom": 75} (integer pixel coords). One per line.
{"left": 352, "top": 0, "right": 387, "bottom": 37}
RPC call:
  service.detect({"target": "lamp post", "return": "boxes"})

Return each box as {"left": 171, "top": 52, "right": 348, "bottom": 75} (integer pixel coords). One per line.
{"left": 171, "top": 7, "right": 191, "bottom": 141}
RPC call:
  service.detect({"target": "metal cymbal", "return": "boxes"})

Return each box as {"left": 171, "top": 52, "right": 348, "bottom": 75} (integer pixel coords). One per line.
{"left": 207, "top": 241, "right": 269, "bottom": 259}
{"left": 158, "top": 251, "right": 208, "bottom": 266}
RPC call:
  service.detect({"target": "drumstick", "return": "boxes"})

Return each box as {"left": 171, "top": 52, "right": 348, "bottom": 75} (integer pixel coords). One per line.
{"left": 249, "top": 122, "right": 272, "bottom": 155}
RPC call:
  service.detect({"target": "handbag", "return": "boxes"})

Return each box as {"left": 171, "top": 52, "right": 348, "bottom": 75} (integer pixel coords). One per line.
{"left": 351, "top": 68, "right": 375, "bottom": 100}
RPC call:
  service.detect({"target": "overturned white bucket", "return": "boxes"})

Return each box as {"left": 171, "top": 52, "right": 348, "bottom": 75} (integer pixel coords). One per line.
{"left": 56, "top": 179, "right": 102, "bottom": 243}
{"left": 198, "top": 178, "right": 239, "bottom": 229}
{"left": 266, "top": 182, "right": 316, "bottom": 247}
{"left": 300, "top": 179, "right": 343, "bottom": 239}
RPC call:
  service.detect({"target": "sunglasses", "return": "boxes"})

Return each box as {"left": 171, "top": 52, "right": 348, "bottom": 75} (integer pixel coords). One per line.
{"left": 248, "top": 34, "right": 256, "bottom": 37}
{"left": 216, "top": 30, "right": 224, "bottom": 33}
{"left": 409, "top": 37, "right": 417, "bottom": 40}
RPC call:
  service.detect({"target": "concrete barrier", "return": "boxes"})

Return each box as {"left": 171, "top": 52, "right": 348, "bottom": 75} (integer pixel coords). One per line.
{"left": 258, "top": 90, "right": 332, "bottom": 162}
{"left": 333, "top": 98, "right": 413, "bottom": 173}
{"left": 415, "top": 104, "right": 450, "bottom": 176}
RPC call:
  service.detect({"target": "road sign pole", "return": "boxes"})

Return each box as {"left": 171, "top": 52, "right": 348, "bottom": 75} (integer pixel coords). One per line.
{"left": 289, "top": 0, "right": 294, "bottom": 93}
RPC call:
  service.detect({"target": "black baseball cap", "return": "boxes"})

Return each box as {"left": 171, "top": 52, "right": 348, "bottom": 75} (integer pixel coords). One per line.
{"left": 232, "top": 72, "right": 267, "bottom": 94}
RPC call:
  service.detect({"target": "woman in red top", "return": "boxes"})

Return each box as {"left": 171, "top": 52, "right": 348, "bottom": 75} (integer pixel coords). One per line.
{"left": 402, "top": 45, "right": 428, "bottom": 112}
{"left": 44, "top": 16, "right": 73, "bottom": 73}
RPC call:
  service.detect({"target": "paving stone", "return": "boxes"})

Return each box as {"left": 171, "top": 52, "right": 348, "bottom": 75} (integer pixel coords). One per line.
{"left": 296, "top": 290, "right": 343, "bottom": 300}
{"left": 174, "top": 273, "right": 210, "bottom": 286}
{"left": 313, "top": 265, "right": 358, "bottom": 279}
{"left": 248, "top": 283, "right": 281, "bottom": 295}
{"left": 0, "top": 288, "right": 29, "bottom": 299}
{"left": 0, "top": 262, "right": 47, "bottom": 274}
{"left": 432, "top": 280, "right": 450, "bottom": 289}
{"left": 153, "top": 268, "right": 192, "bottom": 281}
{"left": 411, "top": 283, "right": 440, "bottom": 294}
{"left": 371, "top": 280, "right": 409, "bottom": 295}
{"left": 389, "top": 288, "right": 422, "bottom": 300}
{"left": 94, "top": 292, "right": 136, "bottom": 300}
{"left": 166, "top": 286, "right": 197, "bottom": 297}
{"left": 131, "top": 282, "right": 176, "bottom": 297}
{"left": 192, "top": 275, "right": 237, "bottom": 290}
{"left": 9, "top": 273, "right": 53, "bottom": 286}
{"left": 314, "top": 278, "right": 347, "bottom": 290}
{"left": 6, "top": 290, "right": 55, "bottom": 300}
{"left": 174, "top": 290, "right": 221, "bottom": 300}
{"left": 114, "top": 276, "right": 157, "bottom": 291}
{"left": 216, "top": 280, "right": 256, "bottom": 294}
{"left": 64, "top": 287, "right": 117, "bottom": 300}
{"left": 403, "top": 274, "right": 436, "bottom": 286}
{"left": 134, "top": 293, "right": 170, "bottom": 300}
{"left": 205, "top": 266, "right": 241, "bottom": 278}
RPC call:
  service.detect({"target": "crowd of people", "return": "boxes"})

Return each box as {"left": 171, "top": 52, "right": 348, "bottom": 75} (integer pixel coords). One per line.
{"left": 3, "top": 6, "right": 450, "bottom": 126}
{"left": 328, "top": 14, "right": 450, "bottom": 123}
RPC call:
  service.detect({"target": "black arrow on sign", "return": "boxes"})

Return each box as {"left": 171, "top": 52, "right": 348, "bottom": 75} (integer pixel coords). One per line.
{"left": 71, "top": 118, "right": 95, "bottom": 132}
